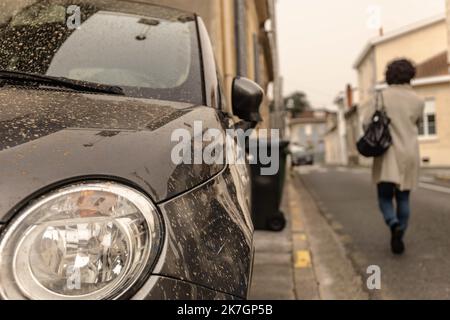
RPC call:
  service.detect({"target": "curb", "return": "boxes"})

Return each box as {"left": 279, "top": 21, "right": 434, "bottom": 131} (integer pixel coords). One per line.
{"left": 289, "top": 170, "right": 370, "bottom": 300}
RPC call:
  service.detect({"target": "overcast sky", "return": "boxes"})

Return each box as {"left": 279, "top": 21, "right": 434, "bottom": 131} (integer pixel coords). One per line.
{"left": 276, "top": 0, "right": 446, "bottom": 109}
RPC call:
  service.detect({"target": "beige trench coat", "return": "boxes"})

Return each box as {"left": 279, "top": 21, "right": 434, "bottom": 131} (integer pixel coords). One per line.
{"left": 363, "top": 85, "right": 425, "bottom": 191}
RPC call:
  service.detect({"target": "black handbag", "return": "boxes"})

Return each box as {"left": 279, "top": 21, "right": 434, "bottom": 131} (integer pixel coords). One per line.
{"left": 356, "top": 91, "right": 392, "bottom": 158}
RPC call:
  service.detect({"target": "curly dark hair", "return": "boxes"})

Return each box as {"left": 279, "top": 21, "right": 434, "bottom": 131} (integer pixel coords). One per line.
{"left": 385, "top": 59, "right": 416, "bottom": 85}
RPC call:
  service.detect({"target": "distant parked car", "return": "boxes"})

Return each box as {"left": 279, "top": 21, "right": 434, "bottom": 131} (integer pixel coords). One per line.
{"left": 289, "top": 143, "right": 314, "bottom": 166}
{"left": 0, "top": 0, "right": 263, "bottom": 300}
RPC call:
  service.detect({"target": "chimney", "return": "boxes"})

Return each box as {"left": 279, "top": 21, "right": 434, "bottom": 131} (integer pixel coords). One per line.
{"left": 346, "top": 84, "right": 353, "bottom": 108}
{"left": 379, "top": 27, "right": 384, "bottom": 37}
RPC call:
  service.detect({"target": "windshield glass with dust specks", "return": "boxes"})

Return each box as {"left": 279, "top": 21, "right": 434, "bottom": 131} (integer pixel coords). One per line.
{"left": 0, "top": 0, "right": 203, "bottom": 104}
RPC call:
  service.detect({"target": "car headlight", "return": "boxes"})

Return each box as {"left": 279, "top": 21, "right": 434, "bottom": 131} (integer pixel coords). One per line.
{"left": 0, "top": 182, "right": 162, "bottom": 300}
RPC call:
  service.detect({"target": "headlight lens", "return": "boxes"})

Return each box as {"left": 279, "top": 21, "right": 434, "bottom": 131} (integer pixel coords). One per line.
{"left": 0, "top": 182, "right": 162, "bottom": 300}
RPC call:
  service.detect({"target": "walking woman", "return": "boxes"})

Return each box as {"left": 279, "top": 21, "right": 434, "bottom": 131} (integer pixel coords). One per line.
{"left": 363, "top": 59, "right": 425, "bottom": 255}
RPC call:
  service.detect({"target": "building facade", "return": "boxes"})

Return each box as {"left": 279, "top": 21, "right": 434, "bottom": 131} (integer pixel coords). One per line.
{"left": 289, "top": 110, "right": 329, "bottom": 164}
{"left": 325, "top": 84, "right": 361, "bottom": 166}
{"left": 354, "top": 14, "right": 450, "bottom": 167}
{"left": 323, "top": 111, "right": 342, "bottom": 165}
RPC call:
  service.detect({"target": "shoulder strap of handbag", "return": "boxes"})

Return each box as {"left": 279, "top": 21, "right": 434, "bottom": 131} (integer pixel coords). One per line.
{"left": 375, "top": 90, "right": 386, "bottom": 112}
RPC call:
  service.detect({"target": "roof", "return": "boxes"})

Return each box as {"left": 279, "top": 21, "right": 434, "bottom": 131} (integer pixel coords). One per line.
{"left": 289, "top": 109, "right": 330, "bottom": 125}
{"left": 353, "top": 14, "right": 446, "bottom": 69}
{"left": 416, "top": 51, "right": 449, "bottom": 78}
{"left": 373, "top": 51, "right": 450, "bottom": 89}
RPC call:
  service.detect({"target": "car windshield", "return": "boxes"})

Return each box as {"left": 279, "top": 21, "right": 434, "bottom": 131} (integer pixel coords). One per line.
{"left": 0, "top": 0, "right": 203, "bottom": 103}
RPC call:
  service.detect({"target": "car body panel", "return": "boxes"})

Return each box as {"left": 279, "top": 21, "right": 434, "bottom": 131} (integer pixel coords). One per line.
{"left": 0, "top": 0, "right": 255, "bottom": 300}
{"left": 0, "top": 87, "right": 254, "bottom": 299}
{"left": 133, "top": 276, "right": 238, "bottom": 300}
{"left": 155, "top": 165, "right": 253, "bottom": 298}
{"left": 0, "top": 88, "right": 224, "bottom": 222}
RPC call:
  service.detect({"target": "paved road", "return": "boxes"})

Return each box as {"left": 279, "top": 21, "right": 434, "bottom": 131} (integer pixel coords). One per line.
{"left": 299, "top": 166, "right": 450, "bottom": 300}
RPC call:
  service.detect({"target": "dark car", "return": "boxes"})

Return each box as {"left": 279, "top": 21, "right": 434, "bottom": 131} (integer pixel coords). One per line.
{"left": 0, "top": 0, "right": 263, "bottom": 300}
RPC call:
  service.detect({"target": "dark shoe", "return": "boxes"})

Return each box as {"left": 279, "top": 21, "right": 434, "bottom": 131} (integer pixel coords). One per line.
{"left": 390, "top": 223, "right": 405, "bottom": 255}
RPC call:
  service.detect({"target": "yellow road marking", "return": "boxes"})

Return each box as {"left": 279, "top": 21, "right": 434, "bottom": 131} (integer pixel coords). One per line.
{"left": 293, "top": 233, "right": 307, "bottom": 242}
{"left": 294, "top": 250, "right": 312, "bottom": 269}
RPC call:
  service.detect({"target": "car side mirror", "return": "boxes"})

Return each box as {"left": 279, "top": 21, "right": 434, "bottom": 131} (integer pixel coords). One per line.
{"left": 232, "top": 77, "right": 263, "bottom": 124}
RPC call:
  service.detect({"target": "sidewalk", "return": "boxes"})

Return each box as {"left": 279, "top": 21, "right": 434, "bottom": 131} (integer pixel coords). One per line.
{"left": 421, "top": 167, "right": 450, "bottom": 187}
{"left": 249, "top": 170, "right": 368, "bottom": 300}
{"left": 247, "top": 170, "right": 297, "bottom": 299}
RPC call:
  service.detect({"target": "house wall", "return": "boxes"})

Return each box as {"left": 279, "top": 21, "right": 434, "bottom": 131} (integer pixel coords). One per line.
{"left": 447, "top": 0, "right": 450, "bottom": 65}
{"left": 374, "top": 20, "right": 448, "bottom": 82}
{"left": 357, "top": 50, "right": 376, "bottom": 106}
{"left": 356, "top": 18, "right": 450, "bottom": 168}
{"left": 324, "top": 129, "right": 342, "bottom": 165}
{"left": 324, "top": 113, "right": 346, "bottom": 165}
{"left": 324, "top": 101, "right": 348, "bottom": 165}
{"left": 345, "top": 112, "right": 361, "bottom": 165}
{"left": 290, "top": 121, "right": 327, "bottom": 163}
{"left": 243, "top": 0, "right": 273, "bottom": 129}
{"left": 414, "top": 82, "right": 450, "bottom": 166}
{"left": 357, "top": 20, "right": 448, "bottom": 107}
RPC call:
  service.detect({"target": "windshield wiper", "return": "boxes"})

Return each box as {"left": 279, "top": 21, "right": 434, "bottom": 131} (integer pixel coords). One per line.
{"left": 0, "top": 70, "right": 125, "bottom": 95}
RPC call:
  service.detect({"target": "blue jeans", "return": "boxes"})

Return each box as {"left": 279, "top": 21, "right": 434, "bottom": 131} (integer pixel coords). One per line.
{"left": 377, "top": 183, "right": 411, "bottom": 231}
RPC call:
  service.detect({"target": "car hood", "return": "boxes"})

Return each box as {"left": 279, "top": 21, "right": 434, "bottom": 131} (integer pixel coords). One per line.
{"left": 0, "top": 87, "right": 224, "bottom": 222}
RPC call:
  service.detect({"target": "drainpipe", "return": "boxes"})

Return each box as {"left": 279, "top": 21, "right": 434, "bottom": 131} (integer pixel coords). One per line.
{"left": 234, "top": 0, "right": 247, "bottom": 77}
{"left": 266, "top": 0, "right": 284, "bottom": 136}
{"left": 220, "top": 0, "right": 236, "bottom": 113}
{"left": 446, "top": 0, "right": 450, "bottom": 73}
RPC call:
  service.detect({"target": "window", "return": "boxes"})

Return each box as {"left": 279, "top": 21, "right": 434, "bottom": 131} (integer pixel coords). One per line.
{"left": 419, "top": 99, "right": 437, "bottom": 137}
